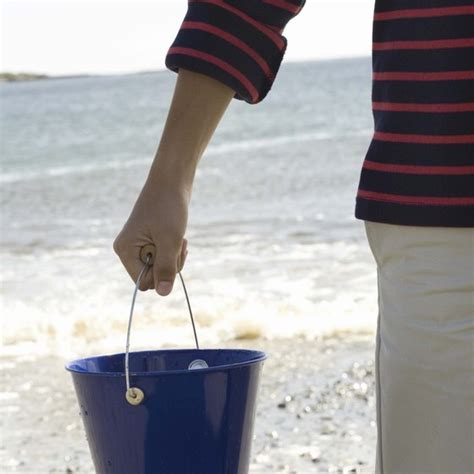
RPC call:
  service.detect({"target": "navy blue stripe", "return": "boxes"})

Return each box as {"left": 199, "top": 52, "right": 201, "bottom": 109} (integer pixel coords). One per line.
{"left": 364, "top": 141, "right": 474, "bottom": 166}
{"left": 373, "top": 110, "right": 474, "bottom": 135}
{"left": 372, "top": 80, "right": 474, "bottom": 103}
{"left": 358, "top": 168, "right": 474, "bottom": 197}
{"left": 373, "top": 16, "right": 474, "bottom": 41}
{"left": 373, "top": 48, "right": 474, "bottom": 73}
{"left": 374, "top": 0, "right": 474, "bottom": 13}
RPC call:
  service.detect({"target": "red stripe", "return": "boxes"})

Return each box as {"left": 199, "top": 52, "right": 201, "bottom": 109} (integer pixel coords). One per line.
{"left": 374, "top": 131, "right": 474, "bottom": 144}
{"left": 168, "top": 47, "right": 258, "bottom": 102}
{"left": 373, "top": 71, "right": 474, "bottom": 81}
{"left": 374, "top": 6, "right": 474, "bottom": 21}
{"left": 357, "top": 190, "right": 474, "bottom": 206}
{"left": 181, "top": 21, "right": 274, "bottom": 80}
{"left": 262, "top": 0, "right": 302, "bottom": 14}
{"left": 363, "top": 160, "right": 474, "bottom": 175}
{"left": 373, "top": 38, "right": 474, "bottom": 51}
{"left": 372, "top": 102, "right": 474, "bottom": 112}
{"left": 189, "top": 0, "right": 284, "bottom": 50}
{"left": 267, "top": 24, "right": 285, "bottom": 35}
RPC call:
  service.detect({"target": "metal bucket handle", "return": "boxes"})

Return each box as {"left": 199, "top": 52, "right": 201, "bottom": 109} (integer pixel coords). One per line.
{"left": 124, "top": 244, "right": 200, "bottom": 406}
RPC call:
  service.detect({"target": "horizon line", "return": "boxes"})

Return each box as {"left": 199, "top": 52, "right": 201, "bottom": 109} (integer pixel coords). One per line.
{"left": 0, "top": 55, "right": 370, "bottom": 80}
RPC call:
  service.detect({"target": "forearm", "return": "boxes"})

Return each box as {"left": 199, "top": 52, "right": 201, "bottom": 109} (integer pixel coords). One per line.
{"left": 147, "top": 68, "right": 235, "bottom": 195}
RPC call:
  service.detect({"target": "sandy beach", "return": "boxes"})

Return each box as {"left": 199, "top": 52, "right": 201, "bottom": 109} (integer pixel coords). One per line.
{"left": 1, "top": 332, "right": 376, "bottom": 473}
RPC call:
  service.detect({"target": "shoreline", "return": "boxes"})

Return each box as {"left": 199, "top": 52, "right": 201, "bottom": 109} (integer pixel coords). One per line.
{"left": 1, "top": 333, "right": 376, "bottom": 473}
{"left": 0, "top": 57, "right": 370, "bottom": 84}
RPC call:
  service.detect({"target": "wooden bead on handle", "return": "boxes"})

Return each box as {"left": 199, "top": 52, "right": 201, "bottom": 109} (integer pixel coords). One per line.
{"left": 140, "top": 244, "right": 156, "bottom": 265}
{"left": 126, "top": 387, "right": 144, "bottom": 406}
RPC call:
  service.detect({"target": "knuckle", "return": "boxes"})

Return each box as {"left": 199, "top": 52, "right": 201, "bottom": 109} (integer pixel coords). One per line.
{"left": 113, "top": 236, "right": 126, "bottom": 255}
{"left": 162, "top": 231, "right": 184, "bottom": 248}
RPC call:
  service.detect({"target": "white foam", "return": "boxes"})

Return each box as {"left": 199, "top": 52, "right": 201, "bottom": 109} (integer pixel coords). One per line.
{"left": 0, "top": 239, "right": 377, "bottom": 359}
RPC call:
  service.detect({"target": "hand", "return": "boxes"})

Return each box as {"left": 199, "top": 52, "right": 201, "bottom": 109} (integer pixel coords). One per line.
{"left": 113, "top": 178, "right": 190, "bottom": 296}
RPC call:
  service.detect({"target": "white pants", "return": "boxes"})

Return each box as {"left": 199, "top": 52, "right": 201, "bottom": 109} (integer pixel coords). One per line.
{"left": 364, "top": 221, "right": 474, "bottom": 474}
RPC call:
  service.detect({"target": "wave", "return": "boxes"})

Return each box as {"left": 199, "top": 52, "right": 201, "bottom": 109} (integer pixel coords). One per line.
{"left": 1, "top": 129, "right": 372, "bottom": 184}
{"left": 0, "top": 288, "right": 377, "bottom": 359}
{"left": 0, "top": 239, "right": 377, "bottom": 358}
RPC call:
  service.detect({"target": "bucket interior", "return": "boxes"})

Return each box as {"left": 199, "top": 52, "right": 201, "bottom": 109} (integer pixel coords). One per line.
{"left": 66, "top": 349, "right": 266, "bottom": 376}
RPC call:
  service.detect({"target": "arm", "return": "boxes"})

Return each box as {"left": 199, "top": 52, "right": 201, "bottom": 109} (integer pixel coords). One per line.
{"left": 114, "top": 0, "right": 306, "bottom": 295}
{"left": 113, "top": 68, "right": 234, "bottom": 295}
{"left": 150, "top": 69, "right": 234, "bottom": 191}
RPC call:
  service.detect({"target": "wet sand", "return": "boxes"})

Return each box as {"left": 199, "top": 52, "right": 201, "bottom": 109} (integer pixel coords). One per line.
{"left": 1, "top": 333, "right": 376, "bottom": 473}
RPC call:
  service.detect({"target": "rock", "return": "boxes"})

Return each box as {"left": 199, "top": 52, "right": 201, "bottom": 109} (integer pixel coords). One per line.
{"left": 300, "top": 448, "right": 321, "bottom": 463}
{"left": 342, "top": 466, "right": 359, "bottom": 473}
{"left": 266, "top": 430, "right": 279, "bottom": 439}
{"left": 321, "top": 423, "right": 336, "bottom": 434}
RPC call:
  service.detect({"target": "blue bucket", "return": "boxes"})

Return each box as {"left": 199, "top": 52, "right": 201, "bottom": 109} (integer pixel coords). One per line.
{"left": 66, "top": 348, "right": 267, "bottom": 473}
{"left": 66, "top": 246, "right": 266, "bottom": 472}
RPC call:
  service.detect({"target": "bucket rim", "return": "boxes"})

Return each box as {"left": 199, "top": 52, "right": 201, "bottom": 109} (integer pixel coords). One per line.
{"left": 65, "top": 348, "right": 267, "bottom": 377}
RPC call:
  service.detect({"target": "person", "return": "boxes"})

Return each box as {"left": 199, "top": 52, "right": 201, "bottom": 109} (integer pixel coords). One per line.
{"left": 113, "top": 1, "right": 474, "bottom": 472}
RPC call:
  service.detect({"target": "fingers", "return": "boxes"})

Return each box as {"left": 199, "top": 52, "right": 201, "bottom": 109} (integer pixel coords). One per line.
{"left": 114, "top": 235, "right": 189, "bottom": 295}
{"left": 113, "top": 236, "right": 153, "bottom": 291}
{"left": 152, "top": 238, "right": 188, "bottom": 296}
{"left": 142, "top": 240, "right": 187, "bottom": 292}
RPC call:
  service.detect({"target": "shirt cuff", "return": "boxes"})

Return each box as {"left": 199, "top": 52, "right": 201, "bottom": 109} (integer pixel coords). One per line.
{"left": 165, "top": 0, "right": 305, "bottom": 104}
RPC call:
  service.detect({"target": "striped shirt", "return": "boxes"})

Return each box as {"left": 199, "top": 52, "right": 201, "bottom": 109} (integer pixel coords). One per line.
{"left": 165, "top": 0, "right": 474, "bottom": 227}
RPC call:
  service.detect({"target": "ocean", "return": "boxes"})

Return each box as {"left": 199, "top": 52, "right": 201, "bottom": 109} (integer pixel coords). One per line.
{"left": 1, "top": 57, "right": 378, "bottom": 358}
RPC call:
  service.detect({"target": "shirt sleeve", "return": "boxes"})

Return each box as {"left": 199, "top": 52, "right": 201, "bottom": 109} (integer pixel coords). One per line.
{"left": 165, "top": 0, "right": 306, "bottom": 104}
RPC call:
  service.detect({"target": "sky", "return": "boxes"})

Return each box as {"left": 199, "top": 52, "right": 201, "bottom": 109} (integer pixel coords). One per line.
{"left": 1, "top": 0, "right": 374, "bottom": 76}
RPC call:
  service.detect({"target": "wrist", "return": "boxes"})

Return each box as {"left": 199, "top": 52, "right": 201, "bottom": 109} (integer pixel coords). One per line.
{"left": 149, "top": 153, "right": 198, "bottom": 186}
{"left": 146, "top": 154, "right": 195, "bottom": 203}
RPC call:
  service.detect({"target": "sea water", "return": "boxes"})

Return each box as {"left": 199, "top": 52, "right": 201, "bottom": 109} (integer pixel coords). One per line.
{"left": 0, "top": 58, "right": 378, "bottom": 357}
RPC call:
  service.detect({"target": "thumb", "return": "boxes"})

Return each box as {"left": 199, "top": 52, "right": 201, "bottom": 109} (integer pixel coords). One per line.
{"left": 153, "top": 244, "right": 180, "bottom": 296}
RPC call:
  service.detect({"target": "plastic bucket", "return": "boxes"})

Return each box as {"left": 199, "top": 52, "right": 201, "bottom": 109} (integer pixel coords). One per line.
{"left": 66, "top": 348, "right": 267, "bottom": 474}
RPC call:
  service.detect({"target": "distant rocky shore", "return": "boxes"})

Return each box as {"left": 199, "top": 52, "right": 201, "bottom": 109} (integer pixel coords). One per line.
{"left": 0, "top": 72, "right": 94, "bottom": 82}
{"left": 0, "top": 72, "right": 49, "bottom": 82}
{"left": 0, "top": 70, "right": 166, "bottom": 83}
